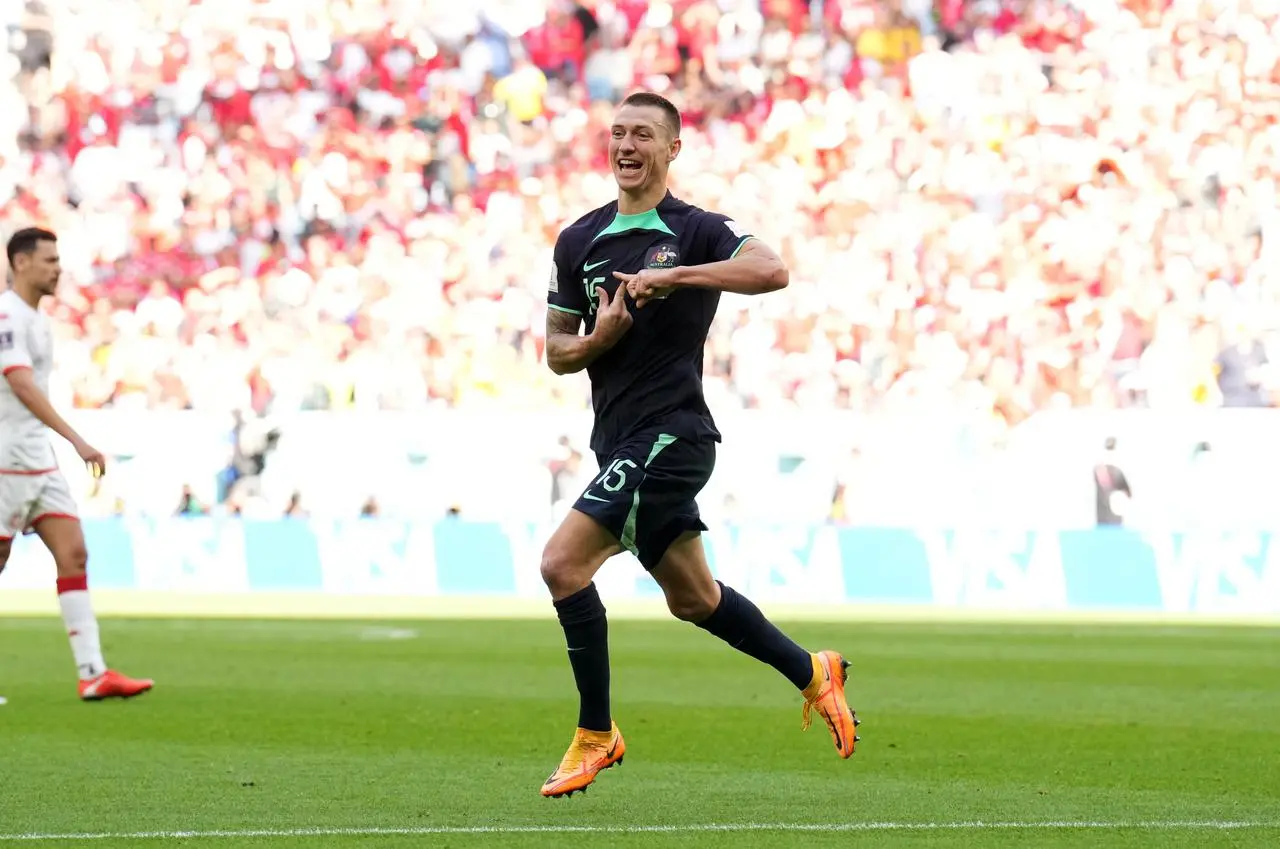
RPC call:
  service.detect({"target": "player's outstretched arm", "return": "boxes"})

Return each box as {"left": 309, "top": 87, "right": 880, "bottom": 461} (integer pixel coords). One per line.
{"left": 619, "top": 239, "right": 787, "bottom": 307}
{"left": 545, "top": 286, "right": 633, "bottom": 375}
{"left": 5, "top": 369, "right": 107, "bottom": 477}
{"left": 669, "top": 239, "right": 788, "bottom": 295}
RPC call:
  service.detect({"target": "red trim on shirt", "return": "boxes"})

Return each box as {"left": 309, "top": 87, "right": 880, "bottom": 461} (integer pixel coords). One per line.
{"left": 3, "top": 365, "right": 32, "bottom": 376}
{"left": 0, "top": 468, "right": 57, "bottom": 475}
{"left": 32, "top": 512, "right": 79, "bottom": 529}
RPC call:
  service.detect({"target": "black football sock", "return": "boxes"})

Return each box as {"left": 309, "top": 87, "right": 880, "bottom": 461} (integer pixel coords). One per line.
{"left": 554, "top": 583, "right": 612, "bottom": 732}
{"left": 696, "top": 581, "right": 813, "bottom": 690}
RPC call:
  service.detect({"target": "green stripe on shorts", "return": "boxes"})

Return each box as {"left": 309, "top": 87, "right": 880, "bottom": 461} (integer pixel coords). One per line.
{"left": 620, "top": 433, "right": 678, "bottom": 556}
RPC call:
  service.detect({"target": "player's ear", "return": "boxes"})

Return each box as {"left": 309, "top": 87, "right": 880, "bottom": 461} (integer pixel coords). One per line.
{"left": 668, "top": 137, "right": 681, "bottom": 163}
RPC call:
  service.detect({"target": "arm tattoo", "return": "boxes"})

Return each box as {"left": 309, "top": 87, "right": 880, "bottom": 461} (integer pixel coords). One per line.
{"left": 546, "top": 310, "right": 583, "bottom": 338}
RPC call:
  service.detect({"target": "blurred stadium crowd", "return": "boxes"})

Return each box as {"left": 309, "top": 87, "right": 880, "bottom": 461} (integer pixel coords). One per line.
{"left": 2, "top": 0, "right": 1279, "bottom": 433}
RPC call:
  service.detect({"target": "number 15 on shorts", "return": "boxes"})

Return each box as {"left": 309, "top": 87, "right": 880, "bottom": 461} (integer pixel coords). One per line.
{"left": 585, "top": 458, "right": 636, "bottom": 501}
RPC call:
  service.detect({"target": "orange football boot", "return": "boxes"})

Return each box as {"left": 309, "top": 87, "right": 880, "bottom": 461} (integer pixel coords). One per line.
{"left": 79, "top": 670, "right": 154, "bottom": 701}
{"left": 540, "top": 722, "right": 625, "bottom": 798}
{"left": 801, "top": 650, "right": 860, "bottom": 757}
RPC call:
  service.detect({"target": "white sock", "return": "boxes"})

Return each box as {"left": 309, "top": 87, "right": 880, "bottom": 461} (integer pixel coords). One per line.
{"left": 57, "top": 579, "right": 107, "bottom": 680}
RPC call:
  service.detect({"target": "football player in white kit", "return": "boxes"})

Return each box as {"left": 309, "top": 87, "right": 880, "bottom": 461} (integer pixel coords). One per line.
{"left": 0, "top": 228, "right": 153, "bottom": 701}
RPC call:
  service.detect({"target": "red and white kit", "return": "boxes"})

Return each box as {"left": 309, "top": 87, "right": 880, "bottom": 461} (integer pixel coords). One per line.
{"left": 0, "top": 288, "right": 79, "bottom": 542}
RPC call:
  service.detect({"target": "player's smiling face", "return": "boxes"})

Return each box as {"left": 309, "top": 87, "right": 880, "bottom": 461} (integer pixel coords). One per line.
{"left": 609, "top": 105, "right": 680, "bottom": 193}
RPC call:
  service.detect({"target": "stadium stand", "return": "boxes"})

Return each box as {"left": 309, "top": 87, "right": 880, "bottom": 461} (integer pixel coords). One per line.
{"left": 2, "top": 0, "right": 1278, "bottom": 522}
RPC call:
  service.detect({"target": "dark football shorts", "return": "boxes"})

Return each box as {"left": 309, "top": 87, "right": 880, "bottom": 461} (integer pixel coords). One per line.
{"left": 572, "top": 428, "right": 715, "bottom": 570}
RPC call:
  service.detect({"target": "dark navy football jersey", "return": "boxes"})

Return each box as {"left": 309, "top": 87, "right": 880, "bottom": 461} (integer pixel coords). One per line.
{"left": 547, "top": 191, "right": 752, "bottom": 454}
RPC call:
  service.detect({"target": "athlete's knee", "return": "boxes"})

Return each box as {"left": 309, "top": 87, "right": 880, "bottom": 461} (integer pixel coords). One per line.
{"left": 0, "top": 539, "right": 10, "bottom": 574}
{"left": 665, "top": 585, "right": 719, "bottom": 623}
{"left": 54, "top": 542, "right": 88, "bottom": 577}
{"left": 540, "top": 543, "right": 592, "bottom": 598}
{"left": 652, "top": 531, "right": 718, "bottom": 621}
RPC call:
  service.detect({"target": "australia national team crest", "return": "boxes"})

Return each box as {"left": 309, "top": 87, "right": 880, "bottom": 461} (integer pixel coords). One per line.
{"left": 645, "top": 245, "right": 679, "bottom": 269}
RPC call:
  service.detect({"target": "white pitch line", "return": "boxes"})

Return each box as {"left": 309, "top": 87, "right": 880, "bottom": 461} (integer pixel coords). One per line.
{"left": 2, "top": 821, "right": 1277, "bottom": 842}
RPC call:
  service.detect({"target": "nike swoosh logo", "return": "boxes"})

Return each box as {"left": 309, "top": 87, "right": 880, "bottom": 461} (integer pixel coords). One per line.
{"left": 582, "top": 491, "right": 610, "bottom": 502}
{"left": 584, "top": 259, "right": 610, "bottom": 272}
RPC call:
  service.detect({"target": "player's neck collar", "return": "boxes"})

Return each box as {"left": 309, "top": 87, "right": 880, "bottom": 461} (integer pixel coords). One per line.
{"left": 6, "top": 288, "right": 38, "bottom": 312}
{"left": 615, "top": 190, "right": 675, "bottom": 216}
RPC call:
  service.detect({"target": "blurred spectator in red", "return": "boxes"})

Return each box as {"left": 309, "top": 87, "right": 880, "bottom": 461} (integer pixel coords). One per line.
{"left": 0, "top": 0, "right": 1274, "bottom": 444}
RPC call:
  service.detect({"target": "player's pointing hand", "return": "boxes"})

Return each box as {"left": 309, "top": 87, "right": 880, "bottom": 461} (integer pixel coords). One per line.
{"left": 592, "top": 284, "right": 633, "bottom": 345}
{"left": 614, "top": 269, "right": 675, "bottom": 308}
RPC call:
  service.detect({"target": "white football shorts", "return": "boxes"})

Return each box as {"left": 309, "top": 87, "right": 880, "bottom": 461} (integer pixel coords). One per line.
{"left": 0, "top": 470, "right": 80, "bottom": 540}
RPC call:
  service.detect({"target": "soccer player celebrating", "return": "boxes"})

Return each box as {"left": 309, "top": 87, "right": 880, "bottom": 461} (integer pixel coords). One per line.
{"left": 0, "top": 228, "right": 153, "bottom": 701}
{"left": 540, "top": 93, "right": 858, "bottom": 798}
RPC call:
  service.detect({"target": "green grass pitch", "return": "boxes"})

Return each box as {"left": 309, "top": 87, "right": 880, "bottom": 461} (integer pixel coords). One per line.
{"left": 1, "top": 617, "right": 1277, "bottom": 848}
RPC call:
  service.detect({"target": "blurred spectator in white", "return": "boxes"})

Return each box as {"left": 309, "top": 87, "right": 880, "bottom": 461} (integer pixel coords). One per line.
{"left": 1093, "top": 437, "right": 1131, "bottom": 527}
